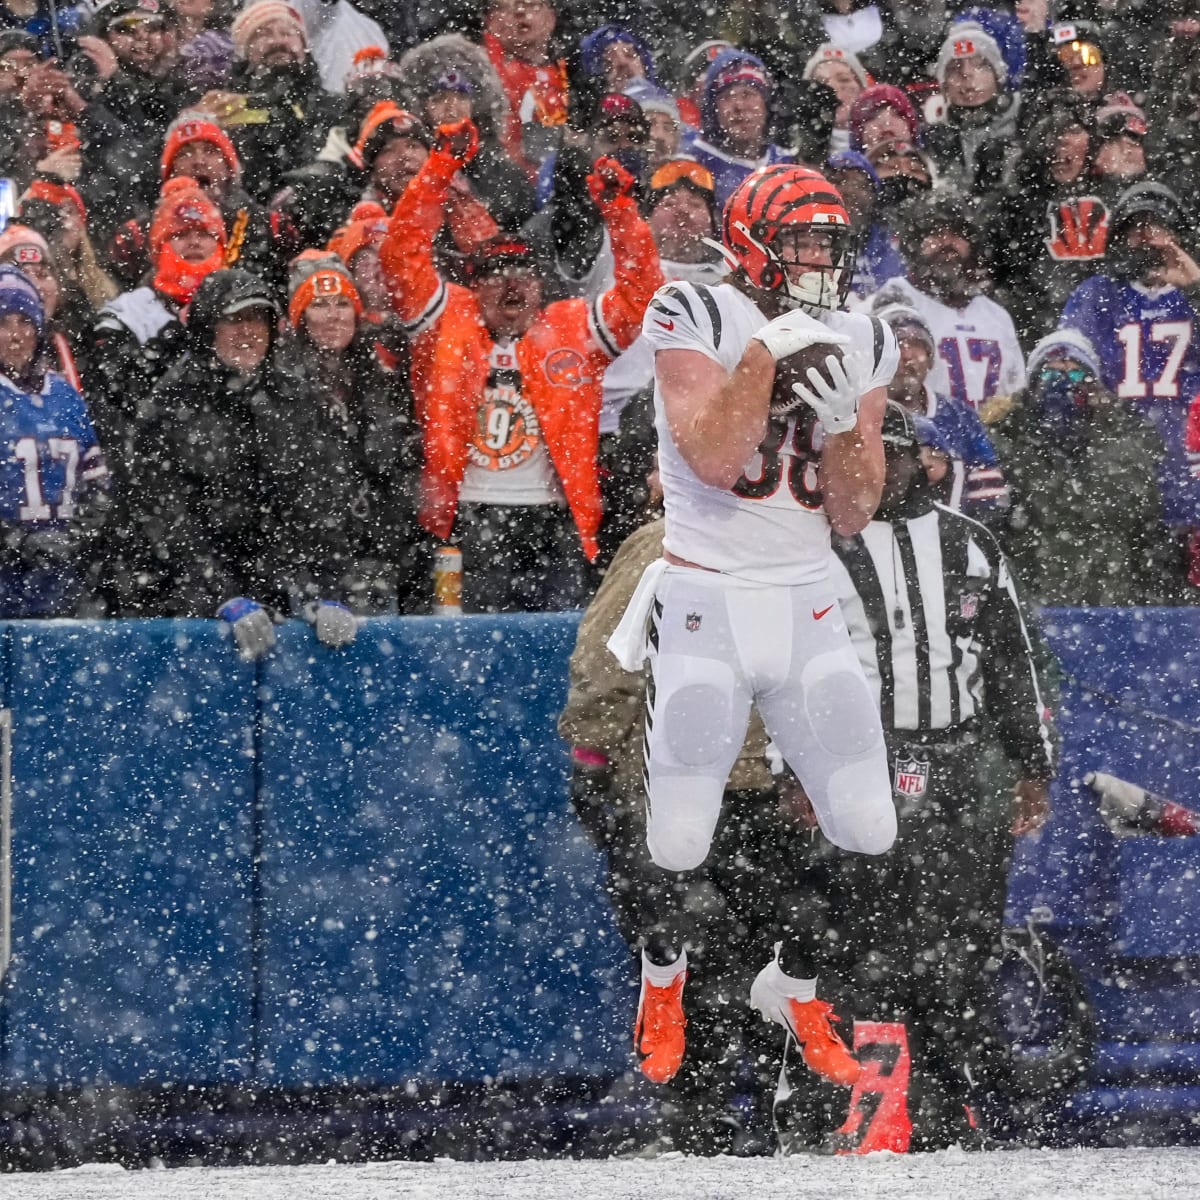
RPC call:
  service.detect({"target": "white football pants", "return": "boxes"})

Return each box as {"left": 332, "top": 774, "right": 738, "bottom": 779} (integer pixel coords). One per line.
{"left": 642, "top": 566, "right": 896, "bottom": 872}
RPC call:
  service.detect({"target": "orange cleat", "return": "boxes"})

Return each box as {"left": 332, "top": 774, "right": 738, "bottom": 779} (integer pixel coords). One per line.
{"left": 785, "top": 998, "right": 862, "bottom": 1088}
{"left": 750, "top": 957, "right": 861, "bottom": 1088}
{"left": 634, "top": 970, "right": 687, "bottom": 1083}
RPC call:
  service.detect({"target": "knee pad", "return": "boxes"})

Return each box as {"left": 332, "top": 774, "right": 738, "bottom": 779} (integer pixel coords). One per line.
{"left": 646, "top": 816, "right": 714, "bottom": 873}
{"left": 644, "top": 773, "right": 725, "bottom": 872}
{"left": 822, "top": 759, "right": 897, "bottom": 855}
{"left": 656, "top": 655, "right": 737, "bottom": 769}
{"left": 802, "top": 652, "right": 884, "bottom": 759}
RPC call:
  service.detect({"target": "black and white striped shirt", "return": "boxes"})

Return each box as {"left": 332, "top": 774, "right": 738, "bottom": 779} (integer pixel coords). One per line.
{"left": 830, "top": 502, "right": 1056, "bottom": 777}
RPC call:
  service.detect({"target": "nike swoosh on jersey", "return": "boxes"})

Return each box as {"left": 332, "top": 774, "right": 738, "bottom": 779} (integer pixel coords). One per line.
{"left": 812, "top": 604, "right": 835, "bottom": 621}
{"left": 655, "top": 318, "right": 675, "bottom": 331}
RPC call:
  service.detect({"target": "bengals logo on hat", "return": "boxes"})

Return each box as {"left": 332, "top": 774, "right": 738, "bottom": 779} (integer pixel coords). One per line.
{"left": 313, "top": 272, "right": 345, "bottom": 296}
{"left": 952, "top": 38, "right": 978, "bottom": 57}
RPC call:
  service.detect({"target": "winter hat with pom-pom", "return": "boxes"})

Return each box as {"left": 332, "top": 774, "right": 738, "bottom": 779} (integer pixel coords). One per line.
{"left": 230, "top": 1, "right": 306, "bottom": 57}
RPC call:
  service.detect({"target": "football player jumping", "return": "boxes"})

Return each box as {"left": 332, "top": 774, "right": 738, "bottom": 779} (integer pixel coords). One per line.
{"left": 614, "top": 164, "right": 900, "bottom": 1090}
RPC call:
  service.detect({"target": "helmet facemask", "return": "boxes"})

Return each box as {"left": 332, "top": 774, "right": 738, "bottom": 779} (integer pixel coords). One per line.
{"left": 767, "top": 219, "right": 856, "bottom": 312}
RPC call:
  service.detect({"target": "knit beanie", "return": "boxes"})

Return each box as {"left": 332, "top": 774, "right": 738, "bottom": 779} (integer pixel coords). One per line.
{"left": 230, "top": 1, "right": 306, "bottom": 57}
{"left": 0, "top": 265, "right": 44, "bottom": 335}
{"left": 1027, "top": 329, "right": 1104, "bottom": 382}
{"left": 624, "top": 79, "right": 679, "bottom": 123}
{"left": 344, "top": 45, "right": 403, "bottom": 92}
{"left": 803, "top": 44, "right": 869, "bottom": 89}
{"left": 161, "top": 112, "right": 241, "bottom": 182}
{"left": 826, "top": 148, "right": 880, "bottom": 188}
{"left": 873, "top": 301, "right": 935, "bottom": 354}
{"left": 149, "top": 177, "right": 226, "bottom": 257}
{"left": 1095, "top": 91, "right": 1147, "bottom": 141}
{"left": 849, "top": 84, "right": 919, "bottom": 152}
{"left": 681, "top": 40, "right": 733, "bottom": 83}
{"left": 179, "top": 29, "right": 235, "bottom": 91}
{"left": 709, "top": 55, "right": 772, "bottom": 101}
{"left": 465, "top": 236, "right": 537, "bottom": 281}
{"left": 935, "top": 21, "right": 1008, "bottom": 86}
{"left": 0, "top": 225, "right": 51, "bottom": 268}
{"left": 349, "top": 101, "right": 431, "bottom": 170}
{"left": 18, "top": 180, "right": 88, "bottom": 227}
{"left": 580, "top": 24, "right": 657, "bottom": 84}
{"left": 287, "top": 251, "right": 363, "bottom": 328}
{"left": 0, "top": 30, "right": 37, "bottom": 57}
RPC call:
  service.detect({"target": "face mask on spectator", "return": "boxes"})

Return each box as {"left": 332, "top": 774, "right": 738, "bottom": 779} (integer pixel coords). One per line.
{"left": 150, "top": 178, "right": 227, "bottom": 305}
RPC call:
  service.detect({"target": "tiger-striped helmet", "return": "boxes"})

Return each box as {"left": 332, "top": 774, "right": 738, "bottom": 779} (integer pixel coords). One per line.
{"left": 721, "top": 165, "right": 856, "bottom": 312}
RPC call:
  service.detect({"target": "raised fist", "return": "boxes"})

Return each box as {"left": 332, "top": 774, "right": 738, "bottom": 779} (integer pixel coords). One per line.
{"left": 587, "top": 155, "right": 636, "bottom": 208}
{"left": 435, "top": 118, "right": 479, "bottom": 167}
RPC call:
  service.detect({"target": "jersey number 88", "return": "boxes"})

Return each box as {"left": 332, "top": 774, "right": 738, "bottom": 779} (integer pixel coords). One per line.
{"left": 732, "top": 413, "right": 822, "bottom": 509}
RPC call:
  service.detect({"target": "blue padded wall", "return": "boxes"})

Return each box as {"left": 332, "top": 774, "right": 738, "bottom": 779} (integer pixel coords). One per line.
{"left": 1007, "top": 607, "right": 1200, "bottom": 933}
{"left": 0, "top": 620, "right": 256, "bottom": 1086}
{"left": 0, "top": 609, "right": 1195, "bottom": 1099}
{"left": 253, "top": 615, "right": 632, "bottom": 1085}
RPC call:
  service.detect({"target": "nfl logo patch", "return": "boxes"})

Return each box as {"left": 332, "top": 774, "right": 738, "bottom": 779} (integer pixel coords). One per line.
{"left": 894, "top": 756, "right": 929, "bottom": 798}
{"left": 959, "top": 592, "right": 979, "bottom": 620}
{"left": 685, "top": 612, "right": 702, "bottom": 632}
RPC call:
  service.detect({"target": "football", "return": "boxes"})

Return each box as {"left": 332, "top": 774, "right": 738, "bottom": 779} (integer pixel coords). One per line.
{"left": 769, "top": 341, "right": 846, "bottom": 417}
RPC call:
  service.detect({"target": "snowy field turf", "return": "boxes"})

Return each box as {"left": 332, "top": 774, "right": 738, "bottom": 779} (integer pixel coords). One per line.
{"left": 4, "top": 1148, "right": 1199, "bottom": 1199}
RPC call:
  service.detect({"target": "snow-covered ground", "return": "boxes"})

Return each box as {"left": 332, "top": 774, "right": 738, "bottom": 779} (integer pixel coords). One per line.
{"left": 3, "top": 1148, "right": 1198, "bottom": 1200}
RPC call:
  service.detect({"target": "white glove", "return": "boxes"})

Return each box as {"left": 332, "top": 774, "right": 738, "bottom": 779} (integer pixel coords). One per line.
{"left": 217, "top": 597, "right": 277, "bottom": 662}
{"left": 304, "top": 600, "right": 359, "bottom": 649}
{"left": 791, "top": 350, "right": 869, "bottom": 435}
{"left": 751, "top": 309, "right": 850, "bottom": 362}
{"left": 1084, "top": 771, "right": 1146, "bottom": 822}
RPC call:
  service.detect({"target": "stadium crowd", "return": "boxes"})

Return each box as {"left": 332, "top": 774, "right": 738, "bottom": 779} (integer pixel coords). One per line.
{"left": 1, "top": 0, "right": 1199, "bottom": 642}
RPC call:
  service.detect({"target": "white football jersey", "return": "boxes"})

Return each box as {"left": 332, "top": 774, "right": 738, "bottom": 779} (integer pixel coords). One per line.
{"left": 874, "top": 277, "right": 1025, "bottom": 409}
{"left": 642, "top": 280, "right": 898, "bottom": 585}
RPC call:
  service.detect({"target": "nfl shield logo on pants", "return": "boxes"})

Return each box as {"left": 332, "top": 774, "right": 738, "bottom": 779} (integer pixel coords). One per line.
{"left": 893, "top": 756, "right": 929, "bottom": 798}
{"left": 685, "top": 612, "right": 702, "bottom": 632}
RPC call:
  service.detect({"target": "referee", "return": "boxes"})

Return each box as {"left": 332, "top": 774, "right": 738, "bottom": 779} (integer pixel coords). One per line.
{"left": 824, "top": 402, "right": 1058, "bottom": 1150}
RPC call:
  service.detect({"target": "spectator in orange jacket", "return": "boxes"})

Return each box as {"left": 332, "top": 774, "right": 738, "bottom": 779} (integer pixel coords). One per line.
{"left": 381, "top": 118, "right": 663, "bottom": 613}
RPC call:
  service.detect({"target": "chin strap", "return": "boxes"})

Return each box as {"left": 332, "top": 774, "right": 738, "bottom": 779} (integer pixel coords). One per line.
{"left": 701, "top": 235, "right": 741, "bottom": 272}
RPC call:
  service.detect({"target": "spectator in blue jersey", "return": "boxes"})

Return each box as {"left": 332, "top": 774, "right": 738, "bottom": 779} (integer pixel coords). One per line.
{"left": 1059, "top": 181, "right": 1200, "bottom": 582}
{"left": 824, "top": 150, "right": 906, "bottom": 304}
{"left": 0, "top": 264, "right": 109, "bottom": 617}
{"left": 682, "top": 49, "right": 792, "bottom": 210}
{"left": 875, "top": 300, "right": 1009, "bottom": 523}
